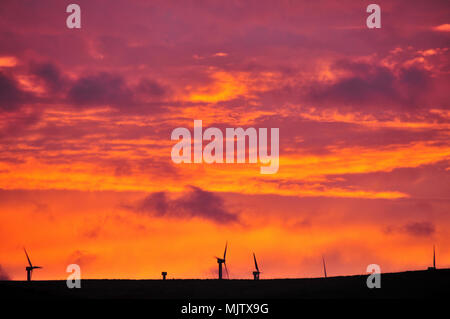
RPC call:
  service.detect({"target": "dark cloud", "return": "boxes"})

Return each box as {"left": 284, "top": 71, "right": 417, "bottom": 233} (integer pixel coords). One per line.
{"left": 403, "top": 221, "right": 435, "bottom": 237}
{"left": 30, "top": 62, "right": 67, "bottom": 92}
{"left": 306, "top": 60, "right": 434, "bottom": 110}
{"left": 136, "top": 78, "right": 166, "bottom": 97}
{"left": 66, "top": 73, "right": 170, "bottom": 112}
{"left": 174, "top": 186, "right": 238, "bottom": 223}
{"left": 132, "top": 186, "right": 238, "bottom": 224}
{"left": 398, "top": 66, "right": 430, "bottom": 91}
{"left": 68, "top": 72, "right": 134, "bottom": 107}
{"left": 139, "top": 192, "right": 169, "bottom": 216}
{"left": 0, "top": 72, "right": 32, "bottom": 111}
{"left": 384, "top": 221, "right": 436, "bottom": 238}
{"left": 0, "top": 265, "right": 11, "bottom": 280}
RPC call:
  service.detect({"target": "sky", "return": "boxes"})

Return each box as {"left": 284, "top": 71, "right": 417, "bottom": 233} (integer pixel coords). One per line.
{"left": 0, "top": 0, "right": 449, "bottom": 280}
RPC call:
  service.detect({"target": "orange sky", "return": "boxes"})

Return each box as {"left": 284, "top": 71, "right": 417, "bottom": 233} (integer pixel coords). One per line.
{"left": 0, "top": 0, "right": 449, "bottom": 280}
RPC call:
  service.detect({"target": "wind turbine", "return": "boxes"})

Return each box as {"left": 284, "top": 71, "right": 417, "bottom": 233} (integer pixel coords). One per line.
{"left": 215, "top": 242, "right": 229, "bottom": 280}
{"left": 252, "top": 253, "right": 260, "bottom": 280}
{"left": 322, "top": 256, "right": 327, "bottom": 278}
{"left": 24, "top": 248, "right": 42, "bottom": 281}
{"left": 428, "top": 245, "right": 436, "bottom": 270}
{"left": 433, "top": 245, "right": 436, "bottom": 269}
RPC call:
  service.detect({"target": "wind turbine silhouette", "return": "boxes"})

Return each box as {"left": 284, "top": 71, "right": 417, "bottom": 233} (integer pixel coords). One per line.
{"left": 24, "top": 248, "right": 42, "bottom": 281}
{"left": 428, "top": 245, "right": 436, "bottom": 270}
{"left": 252, "top": 252, "right": 260, "bottom": 280}
{"left": 322, "top": 256, "right": 327, "bottom": 278}
{"left": 433, "top": 245, "right": 436, "bottom": 269}
{"left": 215, "top": 242, "right": 229, "bottom": 280}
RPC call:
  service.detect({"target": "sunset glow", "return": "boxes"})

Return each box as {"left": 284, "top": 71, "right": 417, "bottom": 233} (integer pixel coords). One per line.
{"left": 0, "top": 0, "right": 449, "bottom": 281}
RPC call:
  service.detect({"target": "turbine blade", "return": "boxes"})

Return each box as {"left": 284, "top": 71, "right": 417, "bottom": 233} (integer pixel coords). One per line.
{"left": 223, "top": 241, "right": 228, "bottom": 260}
{"left": 322, "top": 256, "right": 327, "bottom": 278}
{"left": 24, "top": 248, "right": 33, "bottom": 267}
{"left": 224, "top": 262, "right": 229, "bottom": 279}
{"left": 253, "top": 253, "right": 259, "bottom": 272}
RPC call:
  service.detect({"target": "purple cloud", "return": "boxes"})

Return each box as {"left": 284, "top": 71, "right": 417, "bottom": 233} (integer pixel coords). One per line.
{"left": 30, "top": 62, "right": 67, "bottom": 92}
{"left": 132, "top": 186, "right": 238, "bottom": 224}
{"left": 305, "top": 60, "right": 437, "bottom": 111}
{"left": 403, "top": 221, "right": 435, "bottom": 237}
{"left": 0, "top": 72, "right": 33, "bottom": 111}
{"left": 68, "top": 72, "right": 134, "bottom": 107}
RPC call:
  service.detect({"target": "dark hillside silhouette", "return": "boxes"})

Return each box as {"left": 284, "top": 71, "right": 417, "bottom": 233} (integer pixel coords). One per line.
{"left": 1, "top": 269, "right": 449, "bottom": 299}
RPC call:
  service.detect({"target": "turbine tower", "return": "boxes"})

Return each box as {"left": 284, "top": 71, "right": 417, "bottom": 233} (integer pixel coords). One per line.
{"left": 215, "top": 242, "right": 229, "bottom": 280}
{"left": 252, "top": 253, "right": 260, "bottom": 280}
{"left": 24, "top": 248, "right": 42, "bottom": 281}
{"left": 428, "top": 245, "right": 436, "bottom": 270}
{"left": 322, "top": 256, "right": 327, "bottom": 278}
{"left": 433, "top": 245, "right": 436, "bottom": 269}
